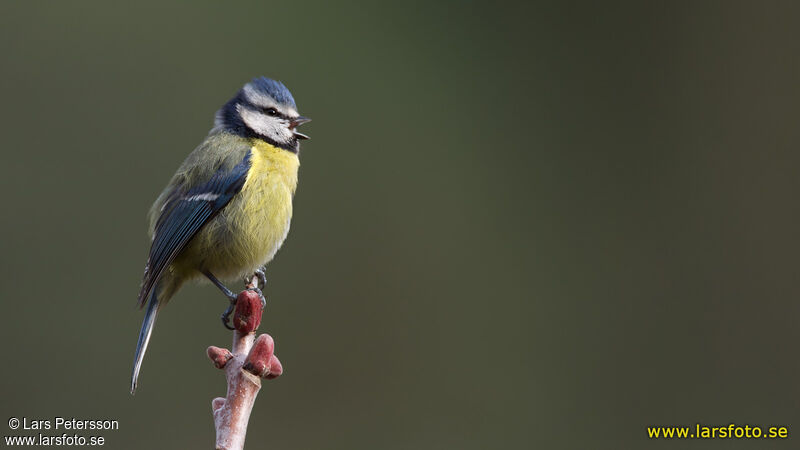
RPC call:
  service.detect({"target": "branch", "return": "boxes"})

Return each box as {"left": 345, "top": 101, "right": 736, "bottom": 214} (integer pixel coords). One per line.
{"left": 208, "top": 277, "right": 283, "bottom": 450}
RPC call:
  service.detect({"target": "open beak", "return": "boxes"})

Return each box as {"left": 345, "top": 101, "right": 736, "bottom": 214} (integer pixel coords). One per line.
{"left": 290, "top": 116, "right": 311, "bottom": 140}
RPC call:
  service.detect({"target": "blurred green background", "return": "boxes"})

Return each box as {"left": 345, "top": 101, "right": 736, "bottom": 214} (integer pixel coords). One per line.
{"left": 1, "top": 1, "right": 799, "bottom": 448}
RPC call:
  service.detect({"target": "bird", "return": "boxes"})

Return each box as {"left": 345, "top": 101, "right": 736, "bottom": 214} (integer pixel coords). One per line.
{"left": 131, "top": 76, "right": 310, "bottom": 394}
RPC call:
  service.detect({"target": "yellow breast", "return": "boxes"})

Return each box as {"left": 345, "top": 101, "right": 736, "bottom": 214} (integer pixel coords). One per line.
{"left": 185, "top": 139, "right": 299, "bottom": 280}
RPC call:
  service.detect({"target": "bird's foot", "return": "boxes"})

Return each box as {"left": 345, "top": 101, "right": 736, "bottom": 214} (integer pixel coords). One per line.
{"left": 248, "top": 267, "right": 267, "bottom": 290}
{"left": 246, "top": 267, "right": 267, "bottom": 309}
{"left": 203, "top": 270, "right": 239, "bottom": 330}
{"left": 247, "top": 287, "right": 267, "bottom": 309}
{"left": 221, "top": 300, "right": 236, "bottom": 330}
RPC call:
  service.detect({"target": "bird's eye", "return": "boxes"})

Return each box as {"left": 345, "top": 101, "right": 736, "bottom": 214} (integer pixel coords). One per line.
{"left": 264, "top": 107, "right": 278, "bottom": 116}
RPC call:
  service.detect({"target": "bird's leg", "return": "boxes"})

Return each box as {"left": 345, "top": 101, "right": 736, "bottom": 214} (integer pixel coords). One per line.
{"left": 203, "top": 270, "right": 237, "bottom": 330}
{"left": 246, "top": 267, "right": 268, "bottom": 309}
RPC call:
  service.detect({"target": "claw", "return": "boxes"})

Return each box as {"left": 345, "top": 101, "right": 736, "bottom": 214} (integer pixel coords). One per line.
{"left": 221, "top": 300, "right": 236, "bottom": 330}
{"left": 247, "top": 287, "right": 267, "bottom": 309}
{"left": 254, "top": 267, "right": 267, "bottom": 290}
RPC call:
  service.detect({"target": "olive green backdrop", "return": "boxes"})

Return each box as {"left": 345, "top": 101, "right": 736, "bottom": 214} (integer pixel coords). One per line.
{"left": 1, "top": 1, "right": 799, "bottom": 449}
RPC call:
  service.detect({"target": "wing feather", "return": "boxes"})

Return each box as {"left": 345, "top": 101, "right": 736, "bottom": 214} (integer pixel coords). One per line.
{"left": 137, "top": 152, "right": 252, "bottom": 307}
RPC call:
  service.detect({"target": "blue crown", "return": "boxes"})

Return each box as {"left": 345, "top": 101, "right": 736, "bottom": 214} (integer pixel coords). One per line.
{"left": 247, "top": 76, "right": 296, "bottom": 108}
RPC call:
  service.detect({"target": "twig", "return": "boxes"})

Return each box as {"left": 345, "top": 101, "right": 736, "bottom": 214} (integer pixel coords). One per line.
{"left": 208, "top": 277, "right": 283, "bottom": 450}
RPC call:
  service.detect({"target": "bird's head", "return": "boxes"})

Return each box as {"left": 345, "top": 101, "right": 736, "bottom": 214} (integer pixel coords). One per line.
{"left": 215, "top": 77, "right": 311, "bottom": 152}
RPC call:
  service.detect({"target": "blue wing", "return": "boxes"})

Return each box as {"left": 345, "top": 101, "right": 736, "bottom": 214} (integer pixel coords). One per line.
{"left": 137, "top": 151, "right": 252, "bottom": 307}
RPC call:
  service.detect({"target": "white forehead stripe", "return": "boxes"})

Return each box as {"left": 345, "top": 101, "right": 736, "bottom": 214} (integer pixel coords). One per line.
{"left": 183, "top": 193, "right": 220, "bottom": 202}
{"left": 243, "top": 84, "right": 278, "bottom": 109}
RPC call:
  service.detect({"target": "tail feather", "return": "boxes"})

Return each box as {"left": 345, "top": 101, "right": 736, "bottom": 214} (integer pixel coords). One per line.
{"left": 131, "top": 293, "right": 159, "bottom": 394}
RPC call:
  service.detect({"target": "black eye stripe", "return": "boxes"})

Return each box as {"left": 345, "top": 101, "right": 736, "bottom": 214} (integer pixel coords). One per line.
{"left": 261, "top": 107, "right": 288, "bottom": 119}
{"left": 241, "top": 101, "right": 287, "bottom": 119}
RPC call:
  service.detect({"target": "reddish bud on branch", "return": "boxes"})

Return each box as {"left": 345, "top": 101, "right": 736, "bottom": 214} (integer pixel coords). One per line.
{"left": 243, "top": 334, "right": 282, "bottom": 378}
{"left": 207, "top": 346, "right": 234, "bottom": 369}
{"left": 265, "top": 355, "right": 283, "bottom": 379}
{"left": 233, "top": 290, "right": 263, "bottom": 333}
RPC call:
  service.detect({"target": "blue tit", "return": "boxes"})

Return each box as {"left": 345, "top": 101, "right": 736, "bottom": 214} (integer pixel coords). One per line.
{"left": 131, "top": 77, "right": 311, "bottom": 393}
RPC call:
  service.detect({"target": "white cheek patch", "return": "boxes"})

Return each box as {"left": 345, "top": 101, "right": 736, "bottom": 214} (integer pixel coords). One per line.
{"left": 238, "top": 104, "right": 293, "bottom": 143}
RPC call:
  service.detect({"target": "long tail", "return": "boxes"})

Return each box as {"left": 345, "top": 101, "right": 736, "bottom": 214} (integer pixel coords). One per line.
{"left": 131, "top": 292, "right": 160, "bottom": 394}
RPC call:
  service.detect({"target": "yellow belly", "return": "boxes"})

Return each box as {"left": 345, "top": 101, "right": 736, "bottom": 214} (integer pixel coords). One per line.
{"left": 177, "top": 140, "right": 300, "bottom": 280}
